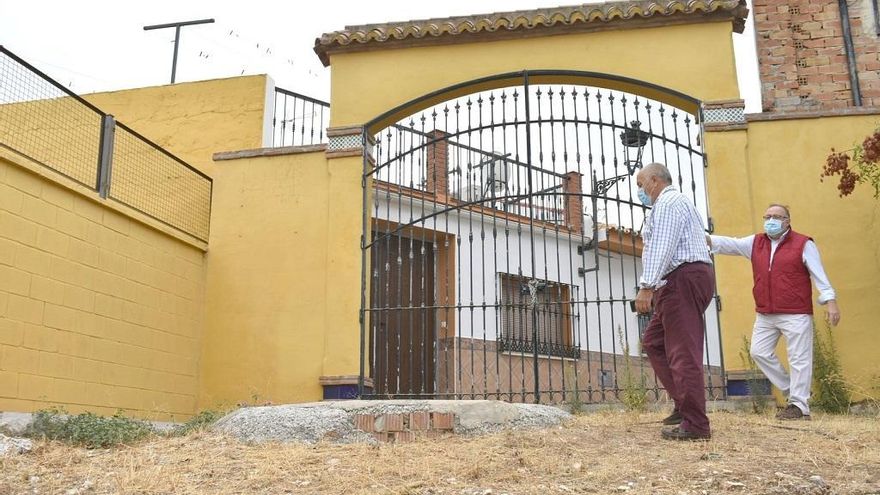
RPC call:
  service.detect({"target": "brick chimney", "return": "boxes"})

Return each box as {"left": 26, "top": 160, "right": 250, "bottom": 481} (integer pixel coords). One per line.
{"left": 563, "top": 171, "right": 584, "bottom": 233}
{"left": 425, "top": 130, "right": 449, "bottom": 200}
{"left": 754, "top": 0, "right": 880, "bottom": 112}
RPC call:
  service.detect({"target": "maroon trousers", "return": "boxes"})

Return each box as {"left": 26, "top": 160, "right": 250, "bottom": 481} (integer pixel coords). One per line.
{"left": 642, "top": 262, "right": 715, "bottom": 435}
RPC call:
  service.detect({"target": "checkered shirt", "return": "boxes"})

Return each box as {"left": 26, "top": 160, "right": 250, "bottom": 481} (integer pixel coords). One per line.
{"left": 640, "top": 185, "right": 712, "bottom": 288}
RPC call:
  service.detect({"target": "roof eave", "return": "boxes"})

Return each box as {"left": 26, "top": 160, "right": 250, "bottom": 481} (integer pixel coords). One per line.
{"left": 314, "top": 0, "right": 748, "bottom": 67}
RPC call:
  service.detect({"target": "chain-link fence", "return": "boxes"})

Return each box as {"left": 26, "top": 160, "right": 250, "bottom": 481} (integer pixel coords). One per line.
{"left": 0, "top": 46, "right": 104, "bottom": 188}
{"left": 0, "top": 46, "right": 212, "bottom": 243}
{"left": 110, "top": 123, "right": 212, "bottom": 242}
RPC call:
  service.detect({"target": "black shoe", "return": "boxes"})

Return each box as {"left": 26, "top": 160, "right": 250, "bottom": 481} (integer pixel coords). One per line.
{"left": 661, "top": 410, "right": 682, "bottom": 425}
{"left": 661, "top": 425, "right": 711, "bottom": 441}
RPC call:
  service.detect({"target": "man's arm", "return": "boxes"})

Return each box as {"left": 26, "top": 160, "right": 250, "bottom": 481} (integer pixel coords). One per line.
{"left": 708, "top": 234, "right": 755, "bottom": 259}
{"left": 803, "top": 240, "right": 840, "bottom": 326}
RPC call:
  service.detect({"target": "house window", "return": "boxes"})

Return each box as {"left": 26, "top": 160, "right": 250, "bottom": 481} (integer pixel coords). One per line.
{"left": 498, "top": 274, "right": 578, "bottom": 359}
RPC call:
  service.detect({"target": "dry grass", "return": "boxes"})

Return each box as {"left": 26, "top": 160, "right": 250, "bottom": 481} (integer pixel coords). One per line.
{"left": 2, "top": 410, "right": 879, "bottom": 494}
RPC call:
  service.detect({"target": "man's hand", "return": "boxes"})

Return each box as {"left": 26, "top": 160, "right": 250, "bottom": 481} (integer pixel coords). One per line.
{"left": 635, "top": 288, "right": 654, "bottom": 314}
{"left": 825, "top": 299, "right": 841, "bottom": 327}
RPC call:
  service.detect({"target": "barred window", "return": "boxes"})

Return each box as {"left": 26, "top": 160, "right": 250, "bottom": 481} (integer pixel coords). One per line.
{"left": 498, "top": 274, "right": 578, "bottom": 358}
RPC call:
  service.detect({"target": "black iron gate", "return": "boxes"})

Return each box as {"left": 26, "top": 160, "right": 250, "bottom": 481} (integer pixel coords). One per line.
{"left": 359, "top": 71, "right": 725, "bottom": 404}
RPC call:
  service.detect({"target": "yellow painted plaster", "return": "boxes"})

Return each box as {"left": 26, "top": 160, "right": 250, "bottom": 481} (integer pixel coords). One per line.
{"left": 706, "top": 115, "right": 880, "bottom": 399}
{"left": 328, "top": 22, "right": 740, "bottom": 128}
{"left": 200, "top": 150, "right": 330, "bottom": 408}
{"left": 84, "top": 75, "right": 270, "bottom": 176}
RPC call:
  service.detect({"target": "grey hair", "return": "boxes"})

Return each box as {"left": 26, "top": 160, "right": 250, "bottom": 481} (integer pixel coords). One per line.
{"left": 642, "top": 163, "right": 673, "bottom": 185}
{"left": 767, "top": 203, "right": 791, "bottom": 219}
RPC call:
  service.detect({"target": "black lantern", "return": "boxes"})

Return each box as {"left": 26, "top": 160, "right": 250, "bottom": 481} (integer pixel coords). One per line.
{"left": 619, "top": 120, "right": 650, "bottom": 175}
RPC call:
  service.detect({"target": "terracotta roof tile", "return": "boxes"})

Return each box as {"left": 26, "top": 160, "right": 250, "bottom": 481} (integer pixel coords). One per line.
{"left": 314, "top": 0, "right": 748, "bottom": 66}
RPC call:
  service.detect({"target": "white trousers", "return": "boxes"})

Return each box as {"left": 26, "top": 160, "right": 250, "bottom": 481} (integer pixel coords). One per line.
{"left": 749, "top": 313, "right": 814, "bottom": 415}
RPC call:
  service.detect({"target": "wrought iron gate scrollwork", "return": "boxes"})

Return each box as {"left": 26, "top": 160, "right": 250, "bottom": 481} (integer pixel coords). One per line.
{"left": 359, "top": 70, "right": 725, "bottom": 404}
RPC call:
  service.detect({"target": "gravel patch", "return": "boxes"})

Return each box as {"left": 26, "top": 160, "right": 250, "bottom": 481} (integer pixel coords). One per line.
{"left": 508, "top": 403, "right": 572, "bottom": 429}
{"left": 212, "top": 405, "right": 374, "bottom": 444}
{"left": 0, "top": 434, "right": 33, "bottom": 455}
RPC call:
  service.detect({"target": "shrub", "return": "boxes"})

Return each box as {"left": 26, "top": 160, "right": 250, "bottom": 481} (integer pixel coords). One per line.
{"left": 563, "top": 365, "right": 586, "bottom": 415}
{"left": 821, "top": 126, "right": 880, "bottom": 198}
{"left": 618, "top": 327, "right": 648, "bottom": 412}
{"left": 24, "top": 407, "right": 155, "bottom": 448}
{"left": 173, "top": 409, "right": 224, "bottom": 435}
{"left": 812, "top": 323, "right": 851, "bottom": 413}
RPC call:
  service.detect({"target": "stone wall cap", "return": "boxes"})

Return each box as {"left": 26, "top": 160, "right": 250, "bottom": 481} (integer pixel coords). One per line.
{"left": 319, "top": 375, "right": 374, "bottom": 387}
{"left": 703, "top": 99, "right": 746, "bottom": 108}
{"left": 213, "top": 144, "right": 327, "bottom": 161}
{"left": 746, "top": 107, "right": 880, "bottom": 123}
{"left": 314, "top": 0, "right": 749, "bottom": 66}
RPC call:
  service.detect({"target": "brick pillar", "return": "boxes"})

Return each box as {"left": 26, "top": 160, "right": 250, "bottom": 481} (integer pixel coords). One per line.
{"left": 753, "top": 0, "right": 880, "bottom": 112}
{"left": 563, "top": 171, "right": 583, "bottom": 233}
{"left": 425, "top": 130, "right": 448, "bottom": 200}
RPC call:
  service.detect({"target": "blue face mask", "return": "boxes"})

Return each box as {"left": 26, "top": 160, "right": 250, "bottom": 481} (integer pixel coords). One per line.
{"left": 764, "top": 218, "right": 784, "bottom": 237}
{"left": 637, "top": 188, "right": 653, "bottom": 207}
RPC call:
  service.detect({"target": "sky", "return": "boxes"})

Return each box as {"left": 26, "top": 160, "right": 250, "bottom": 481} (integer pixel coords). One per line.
{"left": 0, "top": 0, "right": 762, "bottom": 112}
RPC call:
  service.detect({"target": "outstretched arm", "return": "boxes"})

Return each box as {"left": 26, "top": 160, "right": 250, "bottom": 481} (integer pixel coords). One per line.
{"left": 709, "top": 234, "right": 755, "bottom": 259}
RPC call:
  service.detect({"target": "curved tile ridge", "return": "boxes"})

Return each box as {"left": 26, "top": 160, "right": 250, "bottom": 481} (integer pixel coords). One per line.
{"left": 314, "top": 0, "right": 748, "bottom": 65}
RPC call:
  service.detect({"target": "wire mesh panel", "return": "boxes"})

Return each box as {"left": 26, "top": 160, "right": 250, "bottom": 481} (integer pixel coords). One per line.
{"left": 272, "top": 87, "right": 330, "bottom": 147}
{"left": 361, "top": 71, "right": 725, "bottom": 404}
{"left": 110, "top": 124, "right": 212, "bottom": 242}
{"left": 0, "top": 47, "right": 104, "bottom": 188}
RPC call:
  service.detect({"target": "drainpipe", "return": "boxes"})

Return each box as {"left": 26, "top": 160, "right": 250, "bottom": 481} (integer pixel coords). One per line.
{"left": 872, "top": 0, "right": 880, "bottom": 35}
{"left": 838, "top": 0, "right": 863, "bottom": 106}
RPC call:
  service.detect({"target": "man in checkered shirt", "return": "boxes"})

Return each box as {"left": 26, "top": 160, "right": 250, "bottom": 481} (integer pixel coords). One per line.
{"left": 634, "top": 163, "right": 715, "bottom": 441}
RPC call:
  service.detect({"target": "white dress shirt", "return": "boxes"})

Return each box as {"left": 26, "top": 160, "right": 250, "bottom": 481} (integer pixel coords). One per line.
{"left": 709, "top": 230, "right": 836, "bottom": 304}
{"left": 639, "top": 186, "right": 712, "bottom": 288}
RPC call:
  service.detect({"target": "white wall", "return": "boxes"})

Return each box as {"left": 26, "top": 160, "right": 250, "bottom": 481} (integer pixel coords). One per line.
{"left": 372, "top": 191, "right": 722, "bottom": 366}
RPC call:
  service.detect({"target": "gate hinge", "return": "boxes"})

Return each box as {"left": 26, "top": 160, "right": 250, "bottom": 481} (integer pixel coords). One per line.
{"left": 707, "top": 217, "right": 715, "bottom": 234}
{"left": 578, "top": 266, "right": 598, "bottom": 277}
{"left": 715, "top": 294, "right": 722, "bottom": 312}
{"left": 576, "top": 239, "right": 596, "bottom": 255}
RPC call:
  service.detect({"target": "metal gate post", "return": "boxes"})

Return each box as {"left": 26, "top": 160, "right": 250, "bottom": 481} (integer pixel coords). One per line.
{"left": 96, "top": 114, "right": 115, "bottom": 198}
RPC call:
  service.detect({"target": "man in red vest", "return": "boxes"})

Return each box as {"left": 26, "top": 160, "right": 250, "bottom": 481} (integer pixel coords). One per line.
{"left": 709, "top": 204, "right": 840, "bottom": 420}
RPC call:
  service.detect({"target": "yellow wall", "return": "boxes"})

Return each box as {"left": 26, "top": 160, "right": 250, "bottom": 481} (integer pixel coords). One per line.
{"left": 316, "top": 18, "right": 743, "bottom": 390}
{"left": 706, "top": 115, "right": 880, "bottom": 398}
{"left": 199, "top": 149, "right": 331, "bottom": 407}
{"left": 0, "top": 153, "right": 206, "bottom": 420}
{"left": 322, "top": 154, "right": 366, "bottom": 380}
{"left": 84, "top": 75, "right": 270, "bottom": 176}
{"left": 329, "top": 22, "right": 740, "bottom": 128}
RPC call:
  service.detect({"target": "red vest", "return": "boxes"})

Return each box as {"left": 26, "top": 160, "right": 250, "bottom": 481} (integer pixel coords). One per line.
{"left": 751, "top": 230, "right": 813, "bottom": 314}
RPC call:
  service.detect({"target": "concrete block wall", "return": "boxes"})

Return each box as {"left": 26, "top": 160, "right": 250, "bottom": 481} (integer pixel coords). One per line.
{"left": 0, "top": 155, "right": 206, "bottom": 420}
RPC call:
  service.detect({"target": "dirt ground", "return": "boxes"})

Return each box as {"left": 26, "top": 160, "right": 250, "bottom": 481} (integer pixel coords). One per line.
{"left": 2, "top": 409, "right": 878, "bottom": 495}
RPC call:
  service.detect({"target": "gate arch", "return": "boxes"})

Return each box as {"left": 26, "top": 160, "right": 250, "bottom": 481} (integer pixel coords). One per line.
{"left": 359, "top": 70, "right": 724, "bottom": 404}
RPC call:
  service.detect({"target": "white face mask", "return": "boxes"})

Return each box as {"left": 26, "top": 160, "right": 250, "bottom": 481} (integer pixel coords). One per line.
{"left": 637, "top": 187, "right": 653, "bottom": 207}
{"left": 764, "top": 218, "right": 784, "bottom": 237}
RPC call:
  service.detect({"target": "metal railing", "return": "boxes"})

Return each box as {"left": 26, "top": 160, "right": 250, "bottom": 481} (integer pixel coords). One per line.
{"left": 361, "top": 72, "right": 725, "bottom": 404}
{"left": 271, "top": 87, "right": 329, "bottom": 147}
{"left": 0, "top": 46, "right": 212, "bottom": 243}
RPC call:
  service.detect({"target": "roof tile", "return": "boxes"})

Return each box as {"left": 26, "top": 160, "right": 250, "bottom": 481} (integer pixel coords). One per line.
{"left": 314, "top": 0, "right": 748, "bottom": 66}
